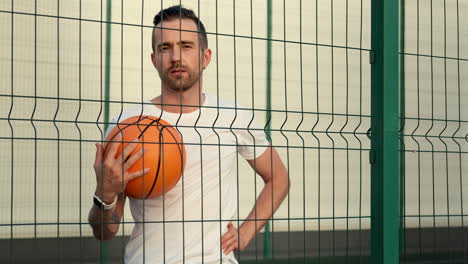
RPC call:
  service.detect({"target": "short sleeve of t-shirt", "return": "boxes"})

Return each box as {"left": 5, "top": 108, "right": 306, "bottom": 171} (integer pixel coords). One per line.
{"left": 103, "top": 105, "right": 155, "bottom": 139}
{"left": 104, "top": 116, "right": 119, "bottom": 138}
{"left": 235, "top": 108, "right": 269, "bottom": 160}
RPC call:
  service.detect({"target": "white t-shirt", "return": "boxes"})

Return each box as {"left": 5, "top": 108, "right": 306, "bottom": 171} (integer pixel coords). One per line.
{"left": 106, "top": 94, "right": 269, "bottom": 264}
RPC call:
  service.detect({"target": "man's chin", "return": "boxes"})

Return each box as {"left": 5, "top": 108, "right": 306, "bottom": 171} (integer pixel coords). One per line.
{"left": 168, "top": 83, "right": 192, "bottom": 92}
{"left": 165, "top": 78, "right": 200, "bottom": 92}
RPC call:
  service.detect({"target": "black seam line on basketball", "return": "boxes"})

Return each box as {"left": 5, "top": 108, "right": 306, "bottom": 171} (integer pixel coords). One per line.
{"left": 143, "top": 123, "right": 183, "bottom": 199}
{"left": 136, "top": 118, "right": 163, "bottom": 199}
{"left": 103, "top": 115, "right": 152, "bottom": 156}
{"left": 163, "top": 123, "right": 185, "bottom": 173}
{"left": 164, "top": 125, "right": 185, "bottom": 194}
{"left": 144, "top": 126, "right": 165, "bottom": 199}
{"left": 136, "top": 116, "right": 161, "bottom": 138}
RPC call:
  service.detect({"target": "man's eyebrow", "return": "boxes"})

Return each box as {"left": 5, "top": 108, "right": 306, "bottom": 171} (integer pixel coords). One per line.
{"left": 180, "top": 40, "right": 195, "bottom": 45}
{"left": 157, "top": 41, "right": 194, "bottom": 48}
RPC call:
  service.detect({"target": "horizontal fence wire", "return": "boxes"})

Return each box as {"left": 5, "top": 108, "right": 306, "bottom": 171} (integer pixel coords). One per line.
{"left": 0, "top": 9, "right": 371, "bottom": 52}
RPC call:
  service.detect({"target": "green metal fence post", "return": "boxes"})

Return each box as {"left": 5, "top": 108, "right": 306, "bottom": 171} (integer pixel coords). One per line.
{"left": 103, "top": 0, "right": 112, "bottom": 133}
{"left": 101, "top": 0, "right": 112, "bottom": 263}
{"left": 263, "top": 0, "right": 273, "bottom": 259}
{"left": 370, "top": 0, "right": 401, "bottom": 263}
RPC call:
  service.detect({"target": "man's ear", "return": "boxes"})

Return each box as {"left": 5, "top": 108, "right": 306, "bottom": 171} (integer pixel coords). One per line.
{"left": 202, "top": 48, "right": 212, "bottom": 70}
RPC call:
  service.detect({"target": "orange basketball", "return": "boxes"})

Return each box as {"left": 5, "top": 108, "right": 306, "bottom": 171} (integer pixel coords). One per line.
{"left": 104, "top": 115, "right": 185, "bottom": 199}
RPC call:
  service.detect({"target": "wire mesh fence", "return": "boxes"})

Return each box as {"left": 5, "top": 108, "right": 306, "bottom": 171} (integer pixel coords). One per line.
{"left": 0, "top": 0, "right": 466, "bottom": 263}
{"left": 401, "top": 0, "right": 468, "bottom": 263}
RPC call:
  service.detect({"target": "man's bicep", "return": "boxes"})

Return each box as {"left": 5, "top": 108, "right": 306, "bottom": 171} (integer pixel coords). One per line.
{"left": 247, "top": 146, "right": 284, "bottom": 183}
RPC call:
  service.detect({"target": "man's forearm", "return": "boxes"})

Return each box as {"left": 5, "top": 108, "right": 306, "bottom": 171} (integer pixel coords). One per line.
{"left": 240, "top": 175, "right": 289, "bottom": 243}
{"left": 88, "top": 203, "right": 122, "bottom": 241}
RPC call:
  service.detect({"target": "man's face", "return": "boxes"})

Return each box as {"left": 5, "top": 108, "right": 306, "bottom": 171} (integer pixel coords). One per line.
{"left": 152, "top": 18, "right": 211, "bottom": 92}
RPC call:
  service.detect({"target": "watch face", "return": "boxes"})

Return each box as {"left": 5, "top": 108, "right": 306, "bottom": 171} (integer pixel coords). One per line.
{"left": 93, "top": 196, "right": 103, "bottom": 209}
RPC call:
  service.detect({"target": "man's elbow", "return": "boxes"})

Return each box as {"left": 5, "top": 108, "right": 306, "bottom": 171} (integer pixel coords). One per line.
{"left": 88, "top": 217, "right": 119, "bottom": 241}
{"left": 273, "top": 170, "right": 289, "bottom": 197}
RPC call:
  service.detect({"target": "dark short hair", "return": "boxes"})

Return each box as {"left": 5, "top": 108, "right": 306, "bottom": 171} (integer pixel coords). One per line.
{"left": 152, "top": 5, "right": 208, "bottom": 51}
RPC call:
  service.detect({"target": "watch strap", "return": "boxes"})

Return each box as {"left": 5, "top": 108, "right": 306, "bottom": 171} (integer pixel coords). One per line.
{"left": 94, "top": 193, "right": 117, "bottom": 210}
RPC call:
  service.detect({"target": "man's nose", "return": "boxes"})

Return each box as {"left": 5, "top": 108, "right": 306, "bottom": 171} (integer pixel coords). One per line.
{"left": 170, "top": 47, "right": 182, "bottom": 62}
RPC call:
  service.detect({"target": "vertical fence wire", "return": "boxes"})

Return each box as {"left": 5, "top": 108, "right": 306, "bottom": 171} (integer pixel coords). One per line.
{"left": 298, "top": 1, "right": 306, "bottom": 262}
{"left": 280, "top": 0, "right": 290, "bottom": 261}
{"left": 264, "top": 0, "right": 273, "bottom": 260}
{"left": 8, "top": 0, "right": 14, "bottom": 262}
{"left": 313, "top": 1, "right": 322, "bottom": 261}
{"left": 32, "top": 0, "right": 38, "bottom": 261}
{"left": 358, "top": 0, "right": 365, "bottom": 262}
{"left": 77, "top": 0, "right": 84, "bottom": 261}
{"left": 54, "top": 0, "right": 61, "bottom": 261}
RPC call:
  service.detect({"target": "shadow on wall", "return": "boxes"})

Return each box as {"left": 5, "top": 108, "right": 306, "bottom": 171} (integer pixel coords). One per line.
{"left": 1, "top": 228, "right": 467, "bottom": 263}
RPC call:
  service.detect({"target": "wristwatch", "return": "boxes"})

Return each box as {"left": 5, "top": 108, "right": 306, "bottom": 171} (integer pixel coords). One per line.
{"left": 93, "top": 193, "right": 117, "bottom": 210}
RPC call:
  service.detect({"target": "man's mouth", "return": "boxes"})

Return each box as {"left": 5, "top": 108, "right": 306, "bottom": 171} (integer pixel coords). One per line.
{"left": 170, "top": 68, "right": 186, "bottom": 78}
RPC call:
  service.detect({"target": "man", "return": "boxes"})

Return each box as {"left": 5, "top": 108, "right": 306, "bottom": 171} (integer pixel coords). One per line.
{"left": 88, "top": 5, "right": 289, "bottom": 263}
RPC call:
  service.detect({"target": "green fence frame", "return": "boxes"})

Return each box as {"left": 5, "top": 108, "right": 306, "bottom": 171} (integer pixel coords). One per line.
{"left": 4, "top": 0, "right": 468, "bottom": 263}
{"left": 370, "top": 0, "right": 401, "bottom": 263}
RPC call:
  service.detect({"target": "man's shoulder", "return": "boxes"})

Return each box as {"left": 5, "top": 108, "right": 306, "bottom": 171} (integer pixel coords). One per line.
{"left": 205, "top": 93, "right": 248, "bottom": 111}
{"left": 203, "top": 94, "right": 259, "bottom": 128}
{"left": 105, "top": 101, "right": 161, "bottom": 132}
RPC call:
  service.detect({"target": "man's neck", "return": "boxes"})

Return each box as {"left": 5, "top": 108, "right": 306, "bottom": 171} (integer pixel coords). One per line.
{"left": 151, "top": 86, "right": 205, "bottom": 114}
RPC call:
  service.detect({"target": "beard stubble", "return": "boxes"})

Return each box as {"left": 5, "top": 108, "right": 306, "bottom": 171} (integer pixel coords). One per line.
{"left": 160, "top": 64, "right": 202, "bottom": 92}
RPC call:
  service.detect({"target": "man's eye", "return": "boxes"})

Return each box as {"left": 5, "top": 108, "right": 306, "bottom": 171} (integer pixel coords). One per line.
{"left": 183, "top": 45, "right": 192, "bottom": 49}
{"left": 159, "top": 46, "right": 169, "bottom": 52}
